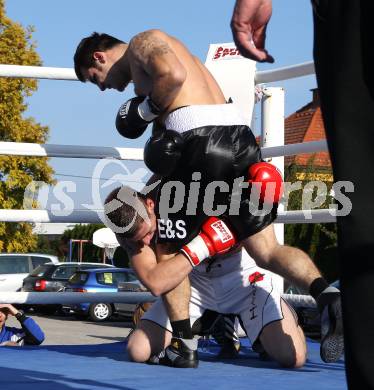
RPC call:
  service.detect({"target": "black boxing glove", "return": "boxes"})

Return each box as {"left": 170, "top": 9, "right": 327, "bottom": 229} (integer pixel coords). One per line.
{"left": 115, "top": 96, "right": 162, "bottom": 139}
{"left": 144, "top": 130, "right": 184, "bottom": 176}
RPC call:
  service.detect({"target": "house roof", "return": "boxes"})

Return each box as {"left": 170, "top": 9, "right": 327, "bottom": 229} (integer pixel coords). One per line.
{"left": 285, "top": 90, "right": 331, "bottom": 169}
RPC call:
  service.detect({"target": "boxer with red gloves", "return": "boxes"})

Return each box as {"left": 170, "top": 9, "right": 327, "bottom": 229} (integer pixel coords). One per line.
{"left": 104, "top": 186, "right": 307, "bottom": 369}
{"left": 248, "top": 161, "right": 283, "bottom": 204}
{"left": 181, "top": 217, "right": 237, "bottom": 267}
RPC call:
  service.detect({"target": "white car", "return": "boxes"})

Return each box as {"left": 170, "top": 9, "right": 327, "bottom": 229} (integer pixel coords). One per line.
{"left": 0, "top": 253, "right": 59, "bottom": 292}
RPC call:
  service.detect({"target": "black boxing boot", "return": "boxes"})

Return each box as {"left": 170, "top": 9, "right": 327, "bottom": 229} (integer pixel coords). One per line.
{"left": 211, "top": 314, "right": 241, "bottom": 359}
{"left": 317, "top": 286, "right": 344, "bottom": 363}
{"left": 148, "top": 337, "right": 199, "bottom": 368}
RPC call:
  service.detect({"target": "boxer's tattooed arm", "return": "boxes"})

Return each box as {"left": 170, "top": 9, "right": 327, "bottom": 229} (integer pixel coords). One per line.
{"left": 129, "top": 30, "right": 187, "bottom": 110}
{"left": 130, "top": 31, "right": 172, "bottom": 62}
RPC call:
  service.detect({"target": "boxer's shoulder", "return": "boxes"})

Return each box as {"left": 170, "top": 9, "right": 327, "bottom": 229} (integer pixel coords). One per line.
{"left": 129, "top": 29, "right": 172, "bottom": 59}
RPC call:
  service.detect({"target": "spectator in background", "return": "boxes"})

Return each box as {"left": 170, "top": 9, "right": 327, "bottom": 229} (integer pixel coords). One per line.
{"left": 0, "top": 304, "right": 45, "bottom": 346}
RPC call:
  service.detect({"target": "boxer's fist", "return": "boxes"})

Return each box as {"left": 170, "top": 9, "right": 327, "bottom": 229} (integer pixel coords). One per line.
{"left": 115, "top": 96, "right": 161, "bottom": 139}
{"left": 144, "top": 130, "right": 184, "bottom": 176}
{"left": 181, "top": 217, "right": 237, "bottom": 267}
{"left": 248, "top": 162, "right": 283, "bottom": 204}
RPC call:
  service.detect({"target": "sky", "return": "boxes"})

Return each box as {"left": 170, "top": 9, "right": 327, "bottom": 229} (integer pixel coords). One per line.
{"left": 4, "top": 0, "right": 317, "bottom": 213}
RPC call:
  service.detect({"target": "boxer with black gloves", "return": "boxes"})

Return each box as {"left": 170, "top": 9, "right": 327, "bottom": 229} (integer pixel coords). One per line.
{"left": 144, "top": 129, "right": 184, "bottom": 176}
{"left": 74, "top": 29, "right": 343, "bottom": 364}
{"left": 115, "top": 96, "right": 162, "bottom": 139}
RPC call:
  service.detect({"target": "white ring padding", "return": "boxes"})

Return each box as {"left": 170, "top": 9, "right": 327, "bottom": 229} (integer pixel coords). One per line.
{"left": 0, "top": 62, "right": 315, "bottom": 84}
{"left": 0, "top": 209, "right": 102, "bottom": 223}
{"left": 282, "top": 293, "right": 316, "bottom": 308}
{"left": 0, "top": 291, "right": 156, "bottom": 305}
{"left": 0, "top": 65, "right": 78, "bottom": 80}
{"left": 255, "top": 61, "right": 315, "bottom": 84}
{"left": 0, "top": 140, "right": 326, "bottom": 160}
{"left": 0, "top": 142, "right": 144, "bottom": 160}
{"left": 276, "top": 209, "right": 337, "bottom": 224}
{"left": 0, "top": 291, "right": 314, "bottom": 307}
{"left": 261, "top": 140, "right": 328, "bottom": 158}
{"left": 0, "top": 209, "right": 338, "bottom": 224}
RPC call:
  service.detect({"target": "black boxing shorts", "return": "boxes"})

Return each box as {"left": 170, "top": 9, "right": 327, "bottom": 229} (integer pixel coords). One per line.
{"left": 154, "top": 104, "right": 277, "bottom": 246}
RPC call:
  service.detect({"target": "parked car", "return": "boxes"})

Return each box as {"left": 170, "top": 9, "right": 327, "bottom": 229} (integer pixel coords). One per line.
{"left": 0, "top": 253, "right": 59, "bottom": 292}
{"left": 22, "top": 262, "right": 114, "bottom": 314}
{"left": 284, "top": 280, "right": 340, "bottom": 338}
{"left": 65, "top": 267, "right": 144, "bottom": 322}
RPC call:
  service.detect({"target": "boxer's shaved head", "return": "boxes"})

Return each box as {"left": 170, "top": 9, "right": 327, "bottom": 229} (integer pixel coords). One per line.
{"left": 104, "top": 186, "right": 150, "bottom": 238}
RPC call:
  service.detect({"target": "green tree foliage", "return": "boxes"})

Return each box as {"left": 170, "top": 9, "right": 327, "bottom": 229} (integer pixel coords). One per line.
{"left": 35, "top": 235, "right": 65, "bottom": 259}
{"left": 284, "top": 157, "right": 339, "bottom": 282}
{"left": 0, "top": 0, "right": 54, "bottom": 252}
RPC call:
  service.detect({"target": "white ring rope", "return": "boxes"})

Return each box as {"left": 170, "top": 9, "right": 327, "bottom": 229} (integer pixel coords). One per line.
{"left": 0, "top": 291, "right": 316, "bottom": 307}
{"left": 261, "top": 140, "right": 327, "bottom": 159}
{"left": 0, "top": 65, "right": 77, "bottom": 80}
{"left": 0, "top": 139, "right": 327, "bottom": 160}
{"left": 0, "top": 62, "right": 315, "bottom": 84}
{"left": 0, "top": 208, "right": 338, "bottom": 224}
{"left": 0, "top": 291, "right": 156, "bottom": 304}
{"left": 0, "top": 142, "right": 144, "bottom": 160}
{"left": 255, "top": 61, "right": 315, "bottom": 84}
{"left": 282, "top": 293, "right": 316, "bottom": 308}
{"left": 0, "top": 209, "right": 103, "bottom": 223}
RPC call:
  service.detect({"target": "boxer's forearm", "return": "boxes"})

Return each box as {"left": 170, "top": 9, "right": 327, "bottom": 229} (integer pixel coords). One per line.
{"left": 132, "top": 252, "right": 193, "bottom": 296}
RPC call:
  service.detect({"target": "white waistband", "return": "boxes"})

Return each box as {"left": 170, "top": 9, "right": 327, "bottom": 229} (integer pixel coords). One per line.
{"left": 164, "top": 104, "right": 248, "bottom": 133}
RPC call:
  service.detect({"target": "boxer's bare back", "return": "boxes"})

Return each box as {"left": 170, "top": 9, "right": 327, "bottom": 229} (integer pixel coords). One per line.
{"left": 127, "top": 30, "right": 226, "bottom": 118}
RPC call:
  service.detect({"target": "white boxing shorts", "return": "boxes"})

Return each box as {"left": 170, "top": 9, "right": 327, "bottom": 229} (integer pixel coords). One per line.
{"left": 142, "top": 249, "right": 285, "bottom": 344}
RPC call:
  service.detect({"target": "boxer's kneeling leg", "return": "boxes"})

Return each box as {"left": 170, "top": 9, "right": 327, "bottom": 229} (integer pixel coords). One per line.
{"left": 127, "top": 320, "right": 172, "bottom": 363}
{"left": 259, "top": 300, "right": 306, "bottom": 368}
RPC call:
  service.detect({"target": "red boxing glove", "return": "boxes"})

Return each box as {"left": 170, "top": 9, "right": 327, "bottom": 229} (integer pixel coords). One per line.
{"left": 248, "top": 162, "right": 283, "bottom": 204}
{"left": 181, "top": 217, "right": 237, "bottom": 267}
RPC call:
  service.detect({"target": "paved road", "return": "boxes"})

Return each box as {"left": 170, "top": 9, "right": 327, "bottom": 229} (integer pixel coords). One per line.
{"left": 7, "top": 312, "right": 133, "bottom": 345}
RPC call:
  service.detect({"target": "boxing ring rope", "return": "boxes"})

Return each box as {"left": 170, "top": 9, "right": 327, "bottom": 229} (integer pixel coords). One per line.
{"left": 0, "top": 290, "right": 316, "bottom": 307}
{"left": 255, "top": 61, "right": 315, "bottom": 84}
{"left": 0, "top": 65, "right": 77, "bottom": 80}
{"left": 0, "top": 139, "right": 328, "bottom": 160}
{"left": 0, "top": 61, "right": 315, "bottom": 83}
{"left": 0, "top": 208, "right": 337, "bottom": 224}
{"left": 0, "top": 141, "right": 144, "bottom": 160}
{"left": 0, "top": 291, "right": 156, "bottom": 305}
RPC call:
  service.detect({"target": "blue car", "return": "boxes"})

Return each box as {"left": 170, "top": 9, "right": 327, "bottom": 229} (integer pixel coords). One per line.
{"left": 65, "top": 267, "right": 142, "bottom": 322}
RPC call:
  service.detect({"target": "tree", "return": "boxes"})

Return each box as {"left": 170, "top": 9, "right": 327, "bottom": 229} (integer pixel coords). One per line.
{"left": 0, "top": 1, "right": 54, "bottom": 252}
{"left": 284, "top": 157, "right": 339, "bottom": 282}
